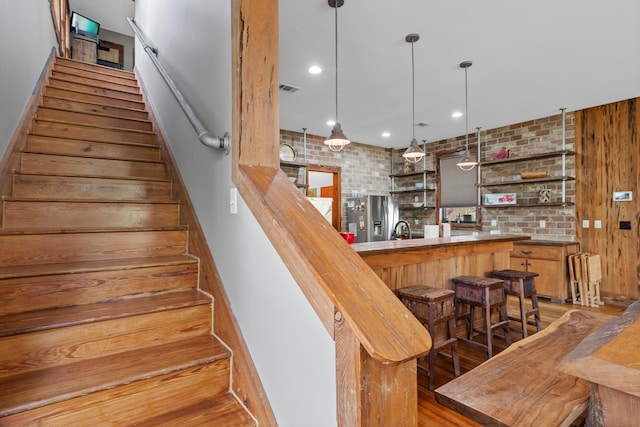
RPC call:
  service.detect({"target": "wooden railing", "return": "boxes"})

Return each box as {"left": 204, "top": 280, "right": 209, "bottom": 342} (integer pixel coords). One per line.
{"left": 231, "top": 1, "right": 431, "bottom": 425}
{"left": 49, "top": 0, "right": 70, "bottom": 58}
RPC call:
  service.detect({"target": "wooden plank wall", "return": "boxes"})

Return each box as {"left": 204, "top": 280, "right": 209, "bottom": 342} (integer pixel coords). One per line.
{"left": 575, "top": 97, "right": 640, "bottom": 302}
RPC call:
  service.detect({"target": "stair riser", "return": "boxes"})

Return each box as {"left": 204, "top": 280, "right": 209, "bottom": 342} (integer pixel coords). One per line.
{"left": 3, "top": 201, "right": 180, "bottom": 229}
{"left": 44, "top": 85, "right": 145, "bottom": 110}
{"left": 37, "top": 106, "right": 153, "bottom": 132}
{"left": 55, "top": 57, "right": 136, "bottom": 80}
{"left": 0, "top": 262, "right": 199, "bottom": 316}
{"left": 53, "top": 63, "right": 138, "bottom": 87}
{"left": 51, "top": 71, "right": 141, "bottom": 96}
{"left": 32, "top": 120, "right": 156, "bottom": 146}
{"left": 26, "top": 134, "right": 160, "bottom": 161}
{"left": 1, "top": 360, "right": 230, "bottom": 424}
{"left": 48, "top": 77, "right": 143, "bottom": 102}
{"left": 21, "top": 153, "right": 166, "bottom": 180}
{"left": 0, "top": 305, "right": 211, "bottom": 379}
{"left": 41, "top": 96, "right": 149, "bottom": 121}
{"left": 13, "top": 174, "right": 171, "bottom": 201}
{"left": 0, "top": 230, "right": 187, "bottom": 267}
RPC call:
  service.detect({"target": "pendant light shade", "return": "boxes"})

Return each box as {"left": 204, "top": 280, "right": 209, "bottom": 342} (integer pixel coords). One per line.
{"left": 324, "top": 0, "right": 350, "bottom": 152}
{"left": 402, "top": 33, "right": 425, "bottom": 164}
{"left": 457, "top": 61, "right": 478, "bottom": 171}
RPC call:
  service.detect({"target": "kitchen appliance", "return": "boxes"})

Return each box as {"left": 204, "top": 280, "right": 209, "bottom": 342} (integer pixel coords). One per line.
{"left": 347, "top": 195, "right": 399, "bottom": 243}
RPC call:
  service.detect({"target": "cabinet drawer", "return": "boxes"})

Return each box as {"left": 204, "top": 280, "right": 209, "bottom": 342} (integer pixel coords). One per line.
{"left": 512, "top": 244, "right": 564, "bottom": 261}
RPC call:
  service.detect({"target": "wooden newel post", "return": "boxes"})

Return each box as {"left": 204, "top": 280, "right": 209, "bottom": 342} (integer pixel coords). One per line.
{"left": 335, "top": 310, "right": 419, "bottom": 427}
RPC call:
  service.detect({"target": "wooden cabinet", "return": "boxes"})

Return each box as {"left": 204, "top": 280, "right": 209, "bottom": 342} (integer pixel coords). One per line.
{"left": 510, "top": 241, "right": 579, "bottom": 302}
{"left": 71, "top": 34, "right": 97, "bottom": 64}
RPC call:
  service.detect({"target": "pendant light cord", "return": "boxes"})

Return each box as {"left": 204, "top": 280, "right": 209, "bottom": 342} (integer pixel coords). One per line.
{"left": 464, "top": 64, "right": 469, "bottom": 150}
{"left": 411, "top": 39, "right": 415, "bottom": 140}
{"left": 333, "top": 3, "right": 339, "bottom": 124}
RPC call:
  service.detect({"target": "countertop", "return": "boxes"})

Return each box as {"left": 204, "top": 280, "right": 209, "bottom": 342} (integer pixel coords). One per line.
{"left": 352, "top": 234, "right": 529, "bottom": 256}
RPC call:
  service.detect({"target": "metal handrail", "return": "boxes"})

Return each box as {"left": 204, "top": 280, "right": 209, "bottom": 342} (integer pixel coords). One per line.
{"left": 127, "top": 17, "right": 230, "bottom": 154}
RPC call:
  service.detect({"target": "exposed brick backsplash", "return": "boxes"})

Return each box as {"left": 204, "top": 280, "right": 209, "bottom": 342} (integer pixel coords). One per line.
{"left": 281, "top": 110, "right": 576, "bottom": 241}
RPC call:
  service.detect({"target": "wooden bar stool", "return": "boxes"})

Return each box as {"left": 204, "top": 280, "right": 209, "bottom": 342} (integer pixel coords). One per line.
{"left": 396, "top": 285, "right": 460, "bottom": 390}
{"left": 491, "top": 269, "right": 542, "bottom": 338}
{"left": 452, "top": 276, "right": 511, "bottom": 359}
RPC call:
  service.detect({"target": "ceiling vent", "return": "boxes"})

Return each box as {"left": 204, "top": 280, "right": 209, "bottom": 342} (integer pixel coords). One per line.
{"left": 416, "top": 122, "right": 432, "bottom": 127}
{"left": 279, "top": 83, "right": 300, "bottom": 94}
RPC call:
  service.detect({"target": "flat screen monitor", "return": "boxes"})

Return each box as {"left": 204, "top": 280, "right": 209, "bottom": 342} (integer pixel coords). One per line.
{"left": 70, "top": 11, "right": 100, "bottom": 37}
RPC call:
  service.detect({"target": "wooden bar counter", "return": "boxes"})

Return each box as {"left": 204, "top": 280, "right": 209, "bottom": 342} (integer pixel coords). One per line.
{"left": 353, "top": 234, "right": 529, "bottom": 293}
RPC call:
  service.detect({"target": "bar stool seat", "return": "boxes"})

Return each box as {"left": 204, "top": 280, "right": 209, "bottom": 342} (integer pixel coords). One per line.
{"left": 491, "top": 269, "right": 542, "bottom": 338}
{"left": 452, "top": 276, "right": 512, "bottom": 359}
{"left": 396, "top": 285, "right": 460, "bottom": 390}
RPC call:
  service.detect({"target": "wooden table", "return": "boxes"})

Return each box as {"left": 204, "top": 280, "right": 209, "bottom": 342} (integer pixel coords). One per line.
{"left": 434, "top": 310, "right": 615, "bottom": 426}
{"left": 557, "top": 302, "right": 640, "bottom": 425}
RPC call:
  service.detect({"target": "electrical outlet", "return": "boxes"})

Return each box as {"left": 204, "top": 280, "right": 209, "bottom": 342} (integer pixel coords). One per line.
{"left": 539, "top": 220, "right": 546, "bottom": 228}
{"left": 594, "top": 220, "right": 602, "bottom": 229}
{"left": 582, "top": 220, "right": 590, "bottom": 229}
{"left": 491, "top": 219, "right": 497, "bottom": 226}
{"left": 230, "top": 188, "right": 238, "bottom": 214}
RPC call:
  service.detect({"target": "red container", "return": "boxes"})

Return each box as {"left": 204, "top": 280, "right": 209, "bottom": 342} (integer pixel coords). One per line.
{"left": 339, "top": 232, "right": 355, "bottom": 244}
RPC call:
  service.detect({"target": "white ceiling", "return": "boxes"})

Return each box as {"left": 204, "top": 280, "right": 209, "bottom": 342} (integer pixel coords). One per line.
{"left": 67, "top": 1, "right": 640, "bottom": 150}
{"left": 69, "top": 0, "right": 134, "bottom": 37}
{"left": 279, "top": 0, "right": 640, "bottom": 149}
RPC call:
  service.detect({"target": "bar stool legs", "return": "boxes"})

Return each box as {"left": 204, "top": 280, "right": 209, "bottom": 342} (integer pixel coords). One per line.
{"left": 453, "top": 276, "right": 511, "bottom": 359}
{"left": 491, "top": 270, "right": 542, "bottom": 338}
{"left": 396, "top": 285, "right": 460, "bottom": 390}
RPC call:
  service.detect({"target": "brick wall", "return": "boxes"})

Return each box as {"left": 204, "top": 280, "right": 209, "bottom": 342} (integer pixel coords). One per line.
{"left": 281, "top": 110, "right": 577, "bottom": 241}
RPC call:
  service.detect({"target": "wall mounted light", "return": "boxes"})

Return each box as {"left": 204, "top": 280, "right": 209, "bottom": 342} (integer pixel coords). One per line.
{"left": 324, "top": 0, "right": 351, "bottom": 152}
{"left": 457, "top": 61, "right": 478, "bottom": 171}
{"left": 402, "top": 33, "right": 425, "bottom": 163}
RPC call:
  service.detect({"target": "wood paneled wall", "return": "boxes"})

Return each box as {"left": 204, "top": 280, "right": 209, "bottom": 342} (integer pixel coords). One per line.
{"left": 575, "top": 97, "right": 640, "bottom": 302}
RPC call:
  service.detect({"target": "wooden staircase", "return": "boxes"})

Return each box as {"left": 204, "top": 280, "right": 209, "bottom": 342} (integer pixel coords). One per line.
{"left": 0, "top": 57, "right": 256, "bottom": 426}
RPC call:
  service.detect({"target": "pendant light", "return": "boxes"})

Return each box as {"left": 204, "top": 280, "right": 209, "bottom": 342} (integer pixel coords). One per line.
{"left": 457, "top": 61, "right": 478, "bottom": 171}
{"left": 402, "top": 33, "right": 425, "bottom": 163}
{"left": 324, "top": 0, "right": 350, "bottom": 152}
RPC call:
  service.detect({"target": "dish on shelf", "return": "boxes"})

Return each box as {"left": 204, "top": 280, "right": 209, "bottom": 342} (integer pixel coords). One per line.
{"left": 520, "top": 171, "right": 547, "bottom": 179}
{"left": 415, "top": 182, "right": 425, "bottom": 189}
{"left": 412, "top": 202, "right": 423, "bottom": 208}
{"left": 279, "top": 143, "right": 297, "bottom": 162}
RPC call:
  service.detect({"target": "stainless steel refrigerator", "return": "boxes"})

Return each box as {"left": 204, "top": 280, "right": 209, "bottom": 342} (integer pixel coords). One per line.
{"left": 346, "top": 195, "right": 399, "bottom": 243}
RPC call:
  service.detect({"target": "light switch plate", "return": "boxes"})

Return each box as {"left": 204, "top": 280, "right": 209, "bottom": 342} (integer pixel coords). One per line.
{"left": 594, "top": 220, "right": 602, "bottom": 229}
{"left": 539, "top": 220, "right": 546, "bottom": 228}
{"left": 582, "top": 220, "right": 589, "bottom": 228}
{"left": 491, "top": 219, "right": 497, "bottom": 226}
{"left": 230, "top": 188, "right": 238, "bottom": 214}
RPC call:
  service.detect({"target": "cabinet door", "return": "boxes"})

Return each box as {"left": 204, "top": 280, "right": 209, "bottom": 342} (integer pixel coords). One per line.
{"left": 527, "top": 258, "right": 565, "bottom": 301}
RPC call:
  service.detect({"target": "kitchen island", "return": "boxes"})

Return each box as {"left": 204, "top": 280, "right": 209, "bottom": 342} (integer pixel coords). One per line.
{"left": 353, "top": 234, "right": 529, "bottom": 292}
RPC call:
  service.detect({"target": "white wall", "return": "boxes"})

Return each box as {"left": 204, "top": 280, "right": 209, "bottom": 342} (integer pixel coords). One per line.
{"left": 132, "top": 1, "right": 336, "bottom": 425}
{"left": 0, "top": 0, "right": 58, "bottom": 155}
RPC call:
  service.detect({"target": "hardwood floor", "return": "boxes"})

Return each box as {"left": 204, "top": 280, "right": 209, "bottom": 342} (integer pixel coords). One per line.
{"left": 417, "top": 298, "right": 627, "bottom": 426}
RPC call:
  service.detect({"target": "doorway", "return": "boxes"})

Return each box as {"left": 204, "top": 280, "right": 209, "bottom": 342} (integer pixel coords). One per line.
{"left": 306, "top": 164, "right": 341, "bottom": 231}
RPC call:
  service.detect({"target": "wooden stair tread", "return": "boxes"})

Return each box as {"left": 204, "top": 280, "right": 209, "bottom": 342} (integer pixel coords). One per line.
{"left": 21, "top": 150, "right": 165, "bottom": 166}
{"left": 42, "top": 95, "right": 149, "bottom": 119}
{"left": 0, "top": 334, "right": 230, "bottom": 417}
{"left": 55, "top": 57, "right": 137, "bottom": 79}
{"left": 0, "top": 290, "right": 210, "bottom": 338}
{"left": 14, "top": 170, "right": 171, "bottom": 183}
{"left": 44, "top": 85, "right": 146, "bottom": 110}
{"left": 37, "top": 105, "right": 153, "bottom": 128}
{"left": 0, "top": 254, "right": 198, "bottom": 279}
{"left": 0, "top": 225, "right": 188, "bottom": 236}
{"left": 27, "top": 132, "right": 160, "bottom": 150}
{"left": 3, "top": 196, "right": 177, "bottom": 204}
{"left": 33, "top": 117, "right": 156, "bottom": 137}
{"left": 135, "top": 395, "right": 256, "bottom": 427}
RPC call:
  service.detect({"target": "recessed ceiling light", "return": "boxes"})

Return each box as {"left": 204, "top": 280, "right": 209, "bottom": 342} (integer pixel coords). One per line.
{"left": 308, "top": 65, "right": 322, "bottom": 74}
{"left": 326, "top": 120, "right": 336, "bottom": 126}
{"left": 382, "top": 132, "right": 391, "bottom": 137}
{"left": 452, "top": 111, "right": 463, "bottom": 118}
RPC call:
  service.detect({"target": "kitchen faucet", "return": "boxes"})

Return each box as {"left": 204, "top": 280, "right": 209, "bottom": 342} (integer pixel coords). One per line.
{"left": 392, "top": 220, "right": 412, "bottom": 240}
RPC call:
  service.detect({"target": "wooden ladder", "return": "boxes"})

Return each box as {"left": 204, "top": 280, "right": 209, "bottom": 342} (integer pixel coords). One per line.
{"left": 0, "top": 57, "right": 255, "bottom": 426}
